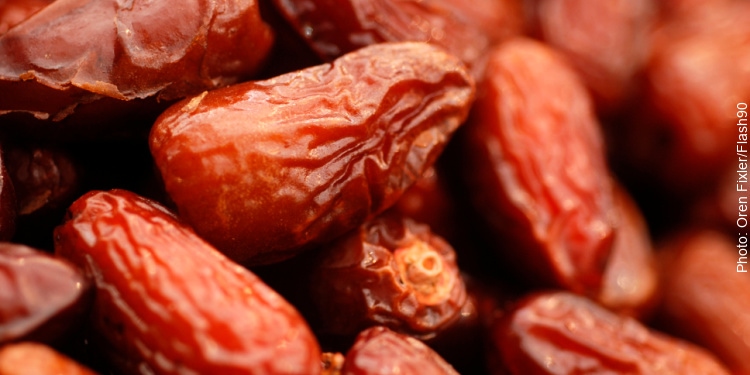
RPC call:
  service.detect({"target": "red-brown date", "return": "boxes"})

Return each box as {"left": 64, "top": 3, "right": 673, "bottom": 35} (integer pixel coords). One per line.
{"left": 462, "top": 37, "right": 616, "bottom": 295}
{"left": 490, "top": 291, "right": 731, "bottom": 375}
{"left": 596, "top": 183, "right": 658, "bottom": 317}
{"left": 149, "top": 41, "right": 475, "bottom": 265}
{"left": 54, "top": 189, "right": 322, "bottom": 374}
{"left": 526, "top": 0, "right": 656, "bottom": 113}
{"left": 341, "top": 326, "right": 459, "bottom": 375}
{"left": 0, "top": 243, "right": 89, "bottom": 344}
{"left": 0, "top": 0, "right": 52, "bottom": 35}
{"left": 0, "top": 0, "right": 273, "bottom": 131}
{"left": 310, "top": 212, "right": 467, "bottom": 339}
{"left": 272, "top": 0, "right": 523, "bottom": 77}
{"left": 655, "top": 230, "right": 750, "bottom": 374}
{"left": 0, "top": 342, "right": 97, "bottom": 375}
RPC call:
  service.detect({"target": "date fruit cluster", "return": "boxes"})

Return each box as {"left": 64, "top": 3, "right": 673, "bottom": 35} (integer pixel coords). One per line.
{"left": 0, "top": 0, "right": 747, "bottom": 374}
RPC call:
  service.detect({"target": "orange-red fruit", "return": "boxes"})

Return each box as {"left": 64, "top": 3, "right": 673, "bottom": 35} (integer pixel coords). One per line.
{"left": 150, "top": 42, "right": 475, "bottom": 265}
{"left": 54, "top": 189, "right": 322, "bottom": 375}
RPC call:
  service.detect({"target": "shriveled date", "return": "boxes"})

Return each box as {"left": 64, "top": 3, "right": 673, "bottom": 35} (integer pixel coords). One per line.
{"left": 54, "top": 189, "right": 322, "bottom": 375}
{"left": 0, "top": 243, "right": 89, "bottom": 344}
{"left": 341, "top": 326, "right": 459, "bottom": 375}
{"left": 463, "top": 37, "right": 616, "bottom": 294}
{"left": 490, "top": 292, "right": 731, "bottom": 375}
{"left": 0, "top": 0, "right": 273, "bottom": 127}
{"left": 150, "top": 42, "right": 475, "bottom": 265}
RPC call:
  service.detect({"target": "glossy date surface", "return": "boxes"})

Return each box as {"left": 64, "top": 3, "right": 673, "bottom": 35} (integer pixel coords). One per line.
{"left": 463, "top": 37, "right": 616, "bottom": 294}
{"left": 150, "top": 41, "right": 475, "bottom": 265}
{"left": 0, "top": 0, "right": 273, "bottom": 126}
{"left": 54, "top": 189, "right": 322, "bottom": 375}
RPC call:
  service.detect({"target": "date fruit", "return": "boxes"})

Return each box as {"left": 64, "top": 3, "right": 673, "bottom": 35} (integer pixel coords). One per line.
{"left": 150, "top": 41, "right": 475, "bottom": 265}
{"left": 0, "top": 0, "right": 273, "bottom": 128}
{"left": 596, "top": 184, "right": 658, "bottom": 317}
{"left": 310, "top": 212, "right": 466, "bottom": 339}
{"left": 0, "top": 243, "right": 88, "bottom": 344}
{"left": 0, "top": 342, "right": 97, "bottom": 375}
{"left": 463, "top": 37, "right": 616, "bottom": 295}
{"left": 655, "top": 230, "right": 750, "bottom": 374}
{"left": 272, "top": 0, "right": 523, "bottom": 75}
{"left": 54, "top": 189, "right": 322, "bottom": 374}
{"left": 491, "top": 291, "right": 731, "bottom": 375}
{"left": 527, "top": 0, "right": 655, "bottom": 112}
{"left": 340, "top": 326, "right": 459, "bottom": 375}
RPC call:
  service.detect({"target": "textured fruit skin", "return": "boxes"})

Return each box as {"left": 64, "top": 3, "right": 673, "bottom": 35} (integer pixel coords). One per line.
{"left": 0, "top": 0, "right": 273, "bottom": 125}
{"left": 656, "top": 230, "right": 750, "bottom": 374}
{"left": 0, "top": 243, "right": 88, "bottom": 344}
{"left": 150, "top": 42, "right": 475, "bottom": 265}
{"left": 341, "top": 326, "right": 459, "bottom": 375}
{"left": 271, "top": 0, "right": 523, "bottom": 75}
{"left": 463, "top": 37, "right": 616, "bottom": 294}
{"left": 491, "top": 292, "right": 731, "bottom": 375}
{"left": 54, "top": 189, "right": 322, "bottom": 375}
{"left": 311, "top": 212, "right": 466, "bottom": 339}
{"left": 0, "top": 342, "right": 97, "bottom": 375}
{"left": 0, "top": 0, "right": 52, "bottom": 35}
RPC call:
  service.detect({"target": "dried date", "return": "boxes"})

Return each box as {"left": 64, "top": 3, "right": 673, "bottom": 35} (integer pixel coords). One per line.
{"left": 0, "top": 0, "right": 52, "bottom": 35}
{"left": 310, "top": 212, "right": 467, "bottom": 339}
{"left": 341, "top": 326, "right": 459, "bottom": 375}
{"left": 655, "top": 230, "right": 750, "bottom": 374}
{"left": 272, "top": 0, "right": 523, "bottom": 77}
{"left": 54, "top": 189, "right": 322, "bottom": 374}
{"left": 462, "top": 37, "right": 616, "bottom": 295}
{"left": 0, "top": 243, "right": 89, "bottom": 344}
{"left": 149, "top": 41, "right": 475, "bottom": 265}
{"left": 491, "top": 291, "right": 731, "bottom": 375}
{"left": 0, "top": 0, "right": 273, "bottom": 132}
{"left": 527, "top": 0, "right": 656, "bottom": 112}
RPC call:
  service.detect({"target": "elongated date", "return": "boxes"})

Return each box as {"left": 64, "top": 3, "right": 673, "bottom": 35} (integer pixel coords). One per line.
{"left": 491, "top": 292, "right": 731, "bottom": 375}
{"left": 150, "top": 42, "right": 475, "bottom": 265}
{"left": 54, "top": 189, "right": 322, "bottom": 375}
{"left": 462, "top": 37, "right": 616, "bottom": 294}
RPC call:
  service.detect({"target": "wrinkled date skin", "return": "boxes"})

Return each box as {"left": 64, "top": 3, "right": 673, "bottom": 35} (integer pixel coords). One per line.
{"left": 596, "top": 184, "right": 658, "bottom": 317}
{"left": 0, "top": 0, "right": 52, "bottom": 35}
{"left": 491, "top": 292, "right": 732, "bottom": 375}
{"left": 526, "top": 0, "right": 656, "bottom": 112}
{"left": 310, "top": 212, "right": 467, "bottom": 339}
{"left": 341, "top": 326, "right": 459, "bottom": 375}
{"left": 272, "top": 0, "right": 522, "bottom": 76}
{"left": 0, "top": 0, "right": 273, "bottom": 128}
{"left": 463, "top": 37, "right": 616, "bottom": 295}
{"left": 54, "top": 189, "right": 322, "bottom": 375}
{"left": 0, "top": 243, "right": 89, "bottom": 344}
{"left": 150, "top": 42, "right": 475, "bottom": 265}
{"left": 655, "top": 230, "right": 750, "bottom": 374}
{"left": 0, "top": 342, "right": 97, "bottom": 375}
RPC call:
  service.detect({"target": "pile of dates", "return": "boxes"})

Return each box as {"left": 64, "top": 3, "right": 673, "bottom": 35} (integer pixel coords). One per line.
{"left": 0, "top": 0, "right": 748, "bottom": 374}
